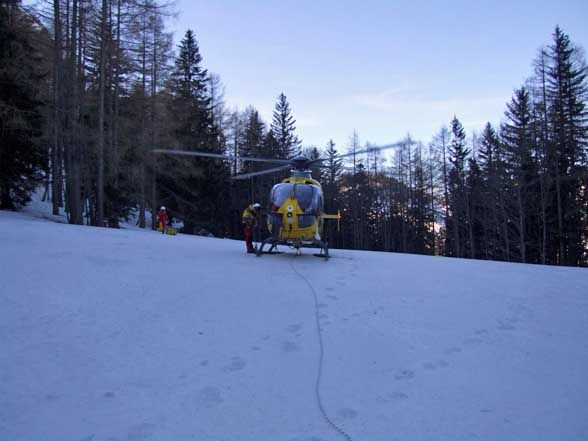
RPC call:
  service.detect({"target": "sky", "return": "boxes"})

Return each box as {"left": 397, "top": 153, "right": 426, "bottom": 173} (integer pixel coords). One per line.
{"left": 171, "top": 0, "right": 587, "bottom": 151}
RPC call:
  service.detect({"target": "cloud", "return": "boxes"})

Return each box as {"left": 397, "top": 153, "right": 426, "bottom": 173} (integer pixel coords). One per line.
{"left": 344, "top": 88, "right": 509, "bottom": 140}
{"left": 349, "top": 89, "right": 506, "bottom": 117}
{"left": 296, "top": 114, "right": 321, "bottom": 129}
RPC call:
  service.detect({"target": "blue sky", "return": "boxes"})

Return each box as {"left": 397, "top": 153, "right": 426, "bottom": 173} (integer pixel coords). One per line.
{"left": 171, "top": 0, "right": 588, "bottom": 151}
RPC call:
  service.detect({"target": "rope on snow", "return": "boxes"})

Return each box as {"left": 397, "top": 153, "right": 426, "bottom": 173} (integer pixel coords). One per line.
{"left": 289, "top": 259, "right": 354, "bottom": 441}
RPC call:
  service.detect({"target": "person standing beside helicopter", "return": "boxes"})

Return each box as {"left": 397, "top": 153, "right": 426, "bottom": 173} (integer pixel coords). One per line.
{"left": 242, "top": 203, "right": 261, "bottom": 253}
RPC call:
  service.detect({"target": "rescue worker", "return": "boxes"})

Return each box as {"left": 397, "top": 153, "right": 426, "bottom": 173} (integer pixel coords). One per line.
{"left": 242, "top": 202, "right": 261, "bottom": 253}
{"left": 157, "top": 206, "right": 168, "bottom": 234}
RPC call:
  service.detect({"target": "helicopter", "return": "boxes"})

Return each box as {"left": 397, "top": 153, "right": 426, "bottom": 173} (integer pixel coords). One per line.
{"left": 152, "top": 142, "right": 402, "bottom": 259}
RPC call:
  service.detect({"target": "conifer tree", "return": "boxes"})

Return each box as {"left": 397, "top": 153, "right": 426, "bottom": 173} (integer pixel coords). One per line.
{"left": 546, "top": 26, "right": 588, "bottom": 265}
{"left": 478, "top": 123, "right": 509, "bottom": 260}
{"left": 446, "top": 117, "right": 470, "bottom": 257}
{"left": 322, "top": 140, "right": 343, "bottom": 247}
{"left": 271, "top": 92, "right": 300, "bottom": 158}
{"left": 502, "top": 86, "right": 538, "bottom": 263}
{"left": 241, "top": 108, "right": 266, "bottom": 171}
{"left": 165, "top": 29, "right": 227, "bottom": 234}
{"left": 170, "top": 29, "right": 211, "bottom": 149}
{"left": 0, "top": 3, "right": 46, "bottom": 208}
{"left": 466, "top": 157, "right": 485, "bottom": 258}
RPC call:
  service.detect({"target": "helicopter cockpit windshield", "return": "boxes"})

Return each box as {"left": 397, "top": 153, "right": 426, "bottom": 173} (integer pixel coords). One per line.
{"left": 270, "top": 183, "right": 323, "bottom": 214}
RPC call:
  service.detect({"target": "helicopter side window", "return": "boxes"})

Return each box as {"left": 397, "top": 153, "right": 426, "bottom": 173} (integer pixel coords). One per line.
{"left": 270, "top": 184, "right": 293, "bottom": 208}
{"left": 295, "top": 185, "right": 321, "bottom": 213}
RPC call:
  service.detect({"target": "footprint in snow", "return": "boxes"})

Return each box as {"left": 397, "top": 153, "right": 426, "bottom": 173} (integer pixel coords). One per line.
{"left": 444, "top": 346, "right": 463, "bottom": 355}
{"left": 424, "top": 360, "right": 449, "bottom": 370}
{"left": 127, "top": 422, "right": 156, "bottom": 441}
{"left": 286, "top": 323, "right": 302, "bottom": 333}
{"left": 282, "top": 341, "right": 300, "bottom": 352}
{"left": 377, "top": 392, "right": 408, "bottom": 403}
{"left": 223, "top": 356, "right": 246, "bottom": 372}
{"left": 497, "top": 319, "right": 516, "bottom": 331}
{"left": 463, "top": 337, "right": 483, "bottom": 345}
{"left": 422, "top": 362, "right": 436, "bottom": 370}
{"left": 394, "top": 369, "right": 415, "bottom": 380}
{"left": 390, "top": 391, "right": 409, "bottom": 401}
{"left": 197, "top": 386, "right": 223, "bottom": 408}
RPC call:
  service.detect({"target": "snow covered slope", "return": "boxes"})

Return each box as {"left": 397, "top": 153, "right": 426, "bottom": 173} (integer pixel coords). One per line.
{"left": 1, "top": 210, "right": 587, "bottom": 441}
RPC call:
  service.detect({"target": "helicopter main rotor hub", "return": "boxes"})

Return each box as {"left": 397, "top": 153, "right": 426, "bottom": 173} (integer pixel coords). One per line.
{"left": 290, "top": 156, "right": 312, "bottom": 170}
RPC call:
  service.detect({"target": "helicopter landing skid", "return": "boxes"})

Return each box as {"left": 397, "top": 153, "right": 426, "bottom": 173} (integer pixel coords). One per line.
{"left": 312, "top": 241, "right": 329, "bottom": 260}
{"left": 255, "top": 238, "right": 279, "bottom": 257}
{"left": 256, "top": 237, "right": 329, "bottom": 260}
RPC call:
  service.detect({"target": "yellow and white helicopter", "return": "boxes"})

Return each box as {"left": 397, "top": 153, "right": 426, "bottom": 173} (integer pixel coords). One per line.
{"left": 152, "top": 143, "right": 401, "bottom": 259}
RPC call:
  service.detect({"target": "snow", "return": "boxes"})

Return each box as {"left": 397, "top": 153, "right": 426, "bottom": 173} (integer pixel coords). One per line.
{"left": 1, "top": 208, "right": 588, "bottom": 441}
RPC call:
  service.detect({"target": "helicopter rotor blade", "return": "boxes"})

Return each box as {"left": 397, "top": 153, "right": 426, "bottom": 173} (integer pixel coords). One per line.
{"left": 334, "top": 141, "right": 405, "bottom": 161}
{"left": 309, "top": 141, "right": 405, "bottom": 166}
{"left": 152, "top": 149, "right": 292, "bottom": 165}
{"left": 232, "top": 165, "right": 291, "bottom": 180}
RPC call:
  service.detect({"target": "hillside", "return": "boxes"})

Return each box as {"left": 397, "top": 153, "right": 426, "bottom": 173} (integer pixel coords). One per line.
{"left": 1, "top": 210, "right": 587, "bottom": 441}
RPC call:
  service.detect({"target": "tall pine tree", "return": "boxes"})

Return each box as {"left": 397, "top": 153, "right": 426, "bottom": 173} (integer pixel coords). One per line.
{"left": 546, "top": 27, "right": 588, "bottom": 265}
{"left": 271, "top": 92, "right": 300, "bottom": 158}
{"left": 164, "top": 29, "right": 228, "bottom": 235}
{"left": 501, "top": 86, "right": 539, "bottom": 263}
{"left": 446, "top": 116, "right": 470, "bottom": 257}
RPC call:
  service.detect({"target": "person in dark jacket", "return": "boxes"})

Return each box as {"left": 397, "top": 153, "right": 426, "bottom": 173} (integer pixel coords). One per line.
{"left": 242, "top": 203, "right": 261, "bottom": 253}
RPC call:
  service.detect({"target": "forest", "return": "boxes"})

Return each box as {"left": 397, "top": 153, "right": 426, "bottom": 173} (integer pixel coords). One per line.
{"left": 1, "top": 0, "right": 587, "bottom": 267}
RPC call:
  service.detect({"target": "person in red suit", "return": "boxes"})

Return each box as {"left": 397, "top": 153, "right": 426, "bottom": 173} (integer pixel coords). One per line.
{"left": 157, "top": 206, "right": 168, "bottom": 234}
{"left": 242, "top": 203, "right": 261, "bottom": 253}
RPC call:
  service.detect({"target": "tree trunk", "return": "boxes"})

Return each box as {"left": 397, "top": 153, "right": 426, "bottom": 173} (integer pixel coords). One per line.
{"left": 52, "top": 0, "right": 63, "bottom": 215}
{"left": 150, "top": 12, "right": 158, "bottom": 230}
{"left": 96, "top": 0, "right": 108, "bottom": 227}
{"left": 441, "top": 134, "right": 450, "bottom": 255}
{"left": 517, "top": 185, "right": 526, "bottom": 263}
